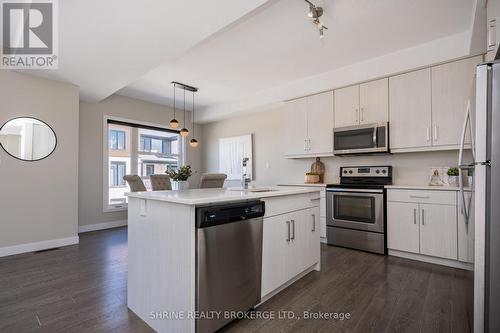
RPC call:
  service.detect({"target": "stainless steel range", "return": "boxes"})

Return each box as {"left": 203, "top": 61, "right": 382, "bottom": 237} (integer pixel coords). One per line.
{"left": 326, "top": 166, "right": 392, "bottom": 254}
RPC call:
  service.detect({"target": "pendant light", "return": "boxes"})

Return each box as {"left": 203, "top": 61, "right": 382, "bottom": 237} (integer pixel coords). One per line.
{"left": 190, "top": 91, "right": 199, "bottom": 147}
{"left": 169, "top": 83, "right": 179, "bottom": 128}
{"left": 180, "top": 89, "right": 189, "bottom": 137}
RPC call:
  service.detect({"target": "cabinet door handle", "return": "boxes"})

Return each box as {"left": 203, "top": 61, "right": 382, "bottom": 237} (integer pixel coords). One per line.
{"left": 291, "top": 219, "right": 295, "bottom": 240}
{"left": 286, "top": 221, "right": 291, "bottom": 242}
{"left": 355, "top": 109, "right": 359, "bottom": 122}
{"left": 312, "top": 214, "right": 316, "bottom": 232}
{"left": 413, "top": 209, "right": 417, "bottom": 225}
{"left": 308, "top": 139, "right": 311, "bottom": 151}
{"left": 361, "top": 107, "right": 364, "bottom": 121}
{"left": 426, "top": 127, "right": 431, "bottom": 141}
{"left": 410, "top": 195, "right": 430, "bottom": 199}
{"left": 433, "top": 125, "right": 438, "bottom": 141}
{"left": 421, "top": 209, "right": 425, "bottom": 225}
{"left": 304, "top": 139, "right": 307, "bottom": 151}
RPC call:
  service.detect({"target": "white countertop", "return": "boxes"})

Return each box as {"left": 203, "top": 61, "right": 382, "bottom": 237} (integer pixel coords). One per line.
{"left": 385, "top": 185, "right": 472, "bottom": 191}
{"left": 125, "top": 186, "right": 322, "bottom": 205}
{"left": 278, "top": 183, "right": 328, "bottom": 188}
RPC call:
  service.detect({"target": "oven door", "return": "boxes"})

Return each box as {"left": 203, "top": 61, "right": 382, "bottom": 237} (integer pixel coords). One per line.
{"left": 326, "top": 188, "right": 384, "bottom": 233}
{"left": 333, "top": 123, "right": 389, "bottom": 155}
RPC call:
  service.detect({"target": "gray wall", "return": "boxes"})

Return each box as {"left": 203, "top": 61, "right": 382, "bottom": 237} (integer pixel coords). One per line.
{"left": 201, "top": 105, "right": 461, "bottom": 187}
{"left": 0, "top": 71, "right": 79, "bottom": 248}
{"left": 79, "top": 95, "right": 202, "bottom": 227}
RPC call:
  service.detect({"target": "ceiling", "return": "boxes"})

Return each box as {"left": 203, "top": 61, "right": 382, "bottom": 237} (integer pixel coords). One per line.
{"left": 22, "top": 0, "right": 477, "bottom": 122}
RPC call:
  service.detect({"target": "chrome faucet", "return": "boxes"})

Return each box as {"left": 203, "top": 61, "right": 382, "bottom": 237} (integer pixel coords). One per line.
{"left": 241, "top": 157, "right": 250, "bottom": 189}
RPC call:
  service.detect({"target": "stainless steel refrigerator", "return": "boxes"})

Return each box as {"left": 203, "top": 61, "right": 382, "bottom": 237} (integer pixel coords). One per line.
{"left": 463, "top": 60, "right": 500, "bottom": 333}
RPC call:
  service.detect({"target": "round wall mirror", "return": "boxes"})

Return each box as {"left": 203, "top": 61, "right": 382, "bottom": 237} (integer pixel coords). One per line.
{"left": 0, "top": 117, "right": 57, "bottom": 161}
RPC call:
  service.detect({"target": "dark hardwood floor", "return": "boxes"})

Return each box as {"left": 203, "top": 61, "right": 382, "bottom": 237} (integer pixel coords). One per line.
{"left": 0, "top": 227, "right": 473, "bottom": 333}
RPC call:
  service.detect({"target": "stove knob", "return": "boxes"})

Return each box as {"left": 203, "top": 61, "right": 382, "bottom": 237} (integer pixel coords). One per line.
{"left": 343, "top": 170, "right": 347, "bottom": 174}
{"left": 382, "top": 169, "right": 387, "bottom": 174}
{"left": 348, "top": 170, "right": 353, "bottom": 174}
{"left": 376, "top": 170, "right": 380, "bottom": 174}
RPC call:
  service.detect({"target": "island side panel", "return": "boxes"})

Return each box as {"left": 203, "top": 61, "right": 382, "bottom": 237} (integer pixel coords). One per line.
{"left": 128, "top": 197, "right": 196, "bottom": 333}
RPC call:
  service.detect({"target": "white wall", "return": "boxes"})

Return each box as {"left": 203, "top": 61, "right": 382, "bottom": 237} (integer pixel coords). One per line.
{"left": 79, "top": 95, "right": 202, "bottom": 228}
{"left": 201, "top": 106, "right": 461, "bottom": 187}
{"left": 0, "top": 71, "right": 79, "bottom": 254}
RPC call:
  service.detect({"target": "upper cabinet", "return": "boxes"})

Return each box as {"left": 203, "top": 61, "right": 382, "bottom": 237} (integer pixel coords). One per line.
{"left": 334, "top": 78, "right": 388, "bottom": 128}
{"left": 359, "top": 78, "right": 389, "bottom": 124}
{"left": 431, "top": 56, "right": 482, "bottom": 147}
{"left": 390, "top": 68, "right": 432, "bottom": 150}
{"left": 390, "top": 56, "right": 482, "bottom": 152}
{"left": 285, "top": 91, "right": 334, "bottom": 157}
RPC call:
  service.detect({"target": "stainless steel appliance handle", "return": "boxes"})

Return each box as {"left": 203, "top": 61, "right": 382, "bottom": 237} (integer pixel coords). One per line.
{"left": 410, "top": 195, "right": 430, "bottom": 199}
{"left": 327, "top": 188, "right": 383, "bottom": 194}
{"left": 421, "top": 209, "right": 425, "bottom": 225}
{"left": 312, "top": 214, "right": 316, "bottom": 232}
{"left": 286, "top": 221, "right": 290, "bottom": 242}
{"left": 291, "top": 220, "right": 295, "bottom": 240}
{"left": 373, "top": 127, "right": 377, "bottom": 146}
{"left": 413, "top": 208, "right": 417, "bottom": 225}
{"left": 458, "top": 99, "right": 473, "bottom": 224}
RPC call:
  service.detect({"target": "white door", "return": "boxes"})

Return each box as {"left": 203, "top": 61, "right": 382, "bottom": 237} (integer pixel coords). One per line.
{"left": 389, "top": 68, "right": 432, "bottom": 150}
{"left": 305, "top": 207, "right": 321, "bottom": 271}
{"left": 387, "top": 202, "right": 420, "bottom": 253}
{"left": 307, "top": 91, "right": 334, "bottom": 155}
{"left": 334, "top": 85, "right": 359, "bottom": 128}
{"left": 419, "top": 203, "right": 458, "bottom": 260}
{"left": 359, "top": 78, "right": 389, "bottom": 124}
{"left": 285, "top": 98, "right": 308, "bottom": 156}
{"left": 458, "top": 191, "right": 475, "bottom": 263}
{"left": 287, "top": 210, "right": 305, "bottom": 278}
{"left": 431, "top": 56, "right": 482, "bottom": 147}
{"left": 261, "top": 214, "right": 288, "bottom": 297}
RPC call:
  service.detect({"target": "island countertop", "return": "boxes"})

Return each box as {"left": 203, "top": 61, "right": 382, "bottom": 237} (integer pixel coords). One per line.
{"left": 125, "top": 186, "right": 322, "bottom": 205}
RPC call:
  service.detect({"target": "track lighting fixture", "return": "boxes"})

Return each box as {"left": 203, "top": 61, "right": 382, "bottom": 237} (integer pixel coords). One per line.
{"left": 170, "top": 81, "right": 199, "bottom": 141}
{"left": 305, "top": 0, "right": 328, "bottom": 39}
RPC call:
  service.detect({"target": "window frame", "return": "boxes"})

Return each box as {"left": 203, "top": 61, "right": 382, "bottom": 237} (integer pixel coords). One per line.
{"left": 103, "top": 115, "right": 185, "bottom": 212}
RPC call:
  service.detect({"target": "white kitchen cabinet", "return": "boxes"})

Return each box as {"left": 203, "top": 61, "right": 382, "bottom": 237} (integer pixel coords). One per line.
{"left": 285, "top": 91, "right": 333, "bottom": 157}
{"left": 285, "top": 97, "right": 308, "bottom": 156}
{"left": 261, "top": 205, "right": 320, "bottom": 298}
{"left": 359, "top": 78, "right": 389, "bottom": 124}
{"left": 387, "top": 201, "right": 420, "bottom": 253}
{"left": 431, "top": 56, "right": 482, "bottom": 147}
{"left": 419, "top": 203, "right": 458, "bottom": 260}
{"left": 458, "top": 191, "right": 475, "bottom": 263}
{"left": 307, "top": 91, "right": 334, "bottom": 155}
{"left": 261, "top": 213, "right": 288, "bottom": 296}
{"left": 389, "top": 68, "right": 432, "bottom": 150}
{"left": 334, "top": 85, "right": 359, "bottom": 128}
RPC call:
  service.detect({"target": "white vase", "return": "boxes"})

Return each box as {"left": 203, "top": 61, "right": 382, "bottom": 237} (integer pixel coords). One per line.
{"left": 447, "top": 176, "right": 459, "bottom": 187}
{"left": 172, "top": 180, "right": 189, "bottom": 190}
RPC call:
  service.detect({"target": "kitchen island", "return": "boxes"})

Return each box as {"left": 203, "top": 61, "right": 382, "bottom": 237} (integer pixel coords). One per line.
{"left": 126, "top": 186, "right": 322, "bottom": 333}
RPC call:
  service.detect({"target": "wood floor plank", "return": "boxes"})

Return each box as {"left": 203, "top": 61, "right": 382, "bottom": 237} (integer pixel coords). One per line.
{"left": 0, "top": 227, "right": 473, "bottom": 333}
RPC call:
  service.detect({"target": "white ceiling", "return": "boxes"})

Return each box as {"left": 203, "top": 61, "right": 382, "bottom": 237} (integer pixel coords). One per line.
{"left": 22, "top": 0, "right": 477, "bottom": 121}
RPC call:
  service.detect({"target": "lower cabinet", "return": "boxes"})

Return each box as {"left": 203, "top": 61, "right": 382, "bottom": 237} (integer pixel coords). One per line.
{"left": 261, "top": 207, "right": 320, "bottom": 297}
{"left": 387, "top": 189, "right": 460, "bottom": 262}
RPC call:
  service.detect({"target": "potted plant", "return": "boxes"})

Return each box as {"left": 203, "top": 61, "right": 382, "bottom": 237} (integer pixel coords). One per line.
{"left": 446, "top": 167, "right": 459, "bottom": 187}
{"left": 166, "top": 165, "right": 193, "bottom": 190}
{"left": 305, "top": 172, "right": 320, "bottom": 184}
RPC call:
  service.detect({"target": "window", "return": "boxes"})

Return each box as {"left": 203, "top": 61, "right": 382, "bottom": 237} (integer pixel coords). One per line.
{"left": 109, "top": 130, "right": 126, "bottom": 150}
{"left": 110, "top": 161, "right": 126, "bottom": 187}
{"left": 105, "top": 118, "right": 183, "bottom": 211}
{"left": 145, "top": 164, "right": 155, "bottom": 177}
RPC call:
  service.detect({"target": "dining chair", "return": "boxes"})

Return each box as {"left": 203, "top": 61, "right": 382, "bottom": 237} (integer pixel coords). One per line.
{"left": 123, "top": 175, "right": 147, "bottom": 192}
{"left": 198, "top": 173, "right": 227, "bottom": 189}
{"left": 150, "top": 174, "right": 172, "bottom": 191}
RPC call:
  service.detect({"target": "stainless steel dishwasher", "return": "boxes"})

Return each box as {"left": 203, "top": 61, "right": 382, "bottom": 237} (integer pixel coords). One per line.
{"left": 196, "top": 200, "right": 265, "bottom": 333}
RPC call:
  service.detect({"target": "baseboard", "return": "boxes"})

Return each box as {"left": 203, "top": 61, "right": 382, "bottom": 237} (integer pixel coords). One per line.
{"left": 388, "top": 249, "right": 474, "bottom": 271}
{"left": 0, "top": 236, "right": 79, "bottom": 258}
{"left": 78, "top": 219, "right": 127, "bottom": 233}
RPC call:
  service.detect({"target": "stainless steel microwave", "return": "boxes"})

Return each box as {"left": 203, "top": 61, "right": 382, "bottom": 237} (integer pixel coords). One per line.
{"left": 333, "top": 123, "right": 389, "bottom": 155}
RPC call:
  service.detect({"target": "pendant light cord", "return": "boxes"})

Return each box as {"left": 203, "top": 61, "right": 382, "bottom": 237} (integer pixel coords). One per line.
{"left": 173, "top": 83, "right": 176, "bottom": 118}
{"left": 192, "top": 92, "right": 195, "bottom": 136}
{"left": 183, "top": 89, "right": 186, "bottom": 126}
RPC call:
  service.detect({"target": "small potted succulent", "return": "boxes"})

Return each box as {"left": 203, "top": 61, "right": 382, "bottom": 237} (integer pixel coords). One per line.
{"left": 446, "top": 167, "right": 459, "bottom": 187}
{"left": 305, "top": 172, "right": 320, "bottom": 184}
{"left": 166, "top": 165, "right": 193, "bottom": 190}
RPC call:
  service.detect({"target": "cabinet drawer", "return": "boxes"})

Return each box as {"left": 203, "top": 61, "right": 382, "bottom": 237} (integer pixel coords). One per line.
{"left": 387, "top": 189, "right": 456, "bottom": 205}
{"left": 263, "top": 193, "right": 320, "bottom": 218}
